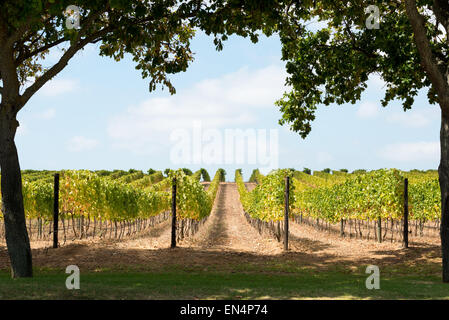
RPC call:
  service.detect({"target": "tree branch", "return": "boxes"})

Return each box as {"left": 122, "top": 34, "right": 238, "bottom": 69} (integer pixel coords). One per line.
{"left": 404, "top": 0, "right": 449, "bottom": 113}
{"left": 15, "top": 37, "right": 67, "bottom": 66}
{"left": 14, "top": 7, "right": 106, "bottom": 66}
{"left": 433, "top": 0, "right": 449, "bottom": 32}
{"left": 5, "top": 15, "right": 47, "bottom": 49}
{"left": 5, "top": 1, "right": 56, "bottom": 49}
{"left": 18, "top": 26, "right": 112, "bottom": 110}
{"left": 0, "top": 11, "right": 8, "bottom": 42}
{"left": 344, "top": 23, "right": 378, "bottom": 60}
{"left": 16, "top": 8, "right": 109, "bottom": 111}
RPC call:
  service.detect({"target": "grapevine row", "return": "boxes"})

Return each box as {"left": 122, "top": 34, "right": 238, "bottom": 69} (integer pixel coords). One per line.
{"left": 1, "top": 168, "right": 219, "bottom": 225}
{"left": 236, "top": 169, "right": 441, "bottom": 224}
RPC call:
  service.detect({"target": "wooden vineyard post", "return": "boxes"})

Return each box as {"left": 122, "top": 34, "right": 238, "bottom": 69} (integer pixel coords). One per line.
{"left": 340, "top": 219, "right": 345, "bottom": 237}
{"left": 171, "top": 177, "right": 177, "bottom": 248}
{"left": 53, "top": 173, "right": 60, "bottom": 248}
{"left": 403, "top": 178, "right": 409, "bottom": 248}
{"left": 284, "top": 176, "right": 290, "bottom": 251}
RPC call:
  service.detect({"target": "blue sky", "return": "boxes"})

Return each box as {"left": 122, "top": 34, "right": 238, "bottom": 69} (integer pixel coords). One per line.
{"left": 16, "top": 31, "right": 441, "bottom": 180}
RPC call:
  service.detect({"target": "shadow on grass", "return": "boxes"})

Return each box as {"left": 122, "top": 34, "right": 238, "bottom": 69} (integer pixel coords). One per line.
{"left": 0, "top": 268, "right": 447, "bottom": 300}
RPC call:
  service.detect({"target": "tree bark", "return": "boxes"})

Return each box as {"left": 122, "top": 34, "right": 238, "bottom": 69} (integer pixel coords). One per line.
{"left": 405, "top": 0, "right": 449, "bottom": 282}
{"left": 439, "top": 112, "right": 449, "bottom": 282}
{"left": 0, "top": 112, "right": 32, "bottom": 277}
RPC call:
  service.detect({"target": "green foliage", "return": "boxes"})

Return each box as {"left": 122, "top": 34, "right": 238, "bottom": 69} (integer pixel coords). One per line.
{"left": 293, "top": 171, "right": 327, "bottom": 188}
{"left": 332, "top": 170, "right": 348, "bottom": 177}
{"left": 249, "top": 169, "right": 264, "bottom": 184}
{"left": 323, "top": 168, "right": 331, "bottom": 174}
{"left": 276, "top": 1, "right": 440, "bottom": 138}
{"left": 95, "top": 170, "right": 113, "bottom": 177}
{"left": 200, "top": 168, "right": 211, "bottom": 182}
{"left": 191, "top": 169, "right": 211, "bottom": 182}
{"left": 181, "top": 168, "right": 193, "bottom": 176}
{"left": 234, "top": 168, "right": 441, "bottom": 225}
{"left": 169, "top": 170, "right": 211, "bottom": 220}
{"left": 130, "top": 171, "right": 164, "bottom": 189}
{"left": 5, "top": 0, "right": 289, "bottom": 101}
{"left": 22, "top": 170, "right": 169, "bottom": 222}
{"left": 192, "top": 170, "right": 202, "bottom": 181}
{"left": 22, "top": 180, "right": 53, "bottom": 219}
{"left": 22, "top": 170, "right": 56, "bottom": 182}
{"left": 116, "top": 171, "right": 145, "bottom": 184}
{"left": 302, "top": 168, "right": 311, "bottom": 175}
{"left": 217, "top": 169, "right": 226, "bottom": 182}
{"left": 235, "top": 169, "right": 242, "bottom": 182}
{"left": 236, "top": 169, "right": 295, "bottom": 222}
{"left": 295, "top": 169, "right": 405, "bottom": 223}
{"left": 313, "top": 171, "right": 332, "bottom": 180}
{"left": 2, "top": 168, "right": 443, "bottom": 227}
{"left": 403, "top": 170, "right": 440, "bottom": 220}
{"left": 109, "top": 170, "right": 128, "bottom": 179}
{"left": 169, "top": 169, "right": 221, "bottom": 220}
{"left": 2, "top": 169, "right": 221, "bottom": 223}
{"left": 403, "top": 170, "right": 439, "bottom": 183}
{"left": 409, "top": 178, "right": 440, "bottom": 221}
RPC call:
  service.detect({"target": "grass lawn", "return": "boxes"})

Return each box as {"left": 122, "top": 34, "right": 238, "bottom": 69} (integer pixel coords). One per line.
{"left": 0, "top": 265, "right": 448, "bottom": 300}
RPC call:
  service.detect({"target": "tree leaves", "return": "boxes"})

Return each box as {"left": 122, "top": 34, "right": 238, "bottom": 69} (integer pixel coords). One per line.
{"left": 3, "top": 0, "right": 290, "bottom": 103}
{"left": 276, "top": 1, "right": 442, "bottom": 138}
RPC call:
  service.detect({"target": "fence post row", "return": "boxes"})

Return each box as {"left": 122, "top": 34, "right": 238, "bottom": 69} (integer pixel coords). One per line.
{"left": 284, "top": 176, "right": 290, "bottom": 251}
{"left": 403, "top": 178, "right": 409, "bottom": 248}
{"left": 171, "top": 177, "right": 177, "bottom": 248}
{"left": 53, "top": 173, "right": 60, "bottom": 249}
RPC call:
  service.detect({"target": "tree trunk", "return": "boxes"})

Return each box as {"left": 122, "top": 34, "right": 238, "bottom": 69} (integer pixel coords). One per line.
{"left": 439, "top": 112, "right": 449, "bottom": 283}
{"left": 0, "top": 113, "right": 33, "bottom": 277}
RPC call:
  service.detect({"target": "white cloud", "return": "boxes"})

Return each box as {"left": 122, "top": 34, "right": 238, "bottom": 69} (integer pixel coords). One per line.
{"left": 107, "top": 65, "right": 288, "bottom": 153}
{"left": 357, "top": 101, "right": 381, "bottom": 118}
{"left": 40, "top": 78, "right": 78, "bottom": 97}
{"left": 386, "top": 109, "right": 437, "bottom": 128}
{"left": 379, "top": 141, "right": 439, "bottom": 162}
{"left": 67, "top": 136, "right": 99, "bottom": 152}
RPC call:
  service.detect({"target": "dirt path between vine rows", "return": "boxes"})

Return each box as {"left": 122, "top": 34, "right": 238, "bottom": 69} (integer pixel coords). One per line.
{"left": 181, "top": 183, "right": 282, "bottom": 254}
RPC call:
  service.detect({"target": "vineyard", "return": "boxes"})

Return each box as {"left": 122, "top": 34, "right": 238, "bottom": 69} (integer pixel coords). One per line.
{"left": 0, "top": 167, "right": 441, "bottom": 247}
{"left": 0, "top": 168, "right": 221, "bottom": 244}
{"left": 236, "top": 168, "right": 441, "bottom": 243}
{"left": 0, "top": 167, "right": 445, "bottom": 299}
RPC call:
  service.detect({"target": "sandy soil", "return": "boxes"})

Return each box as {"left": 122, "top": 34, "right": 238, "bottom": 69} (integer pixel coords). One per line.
{"left": 0, "top": 183, "right": 441, "bottom": 272}
{"left": 182, "top": 183, "right": 281, "bottom": 254}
